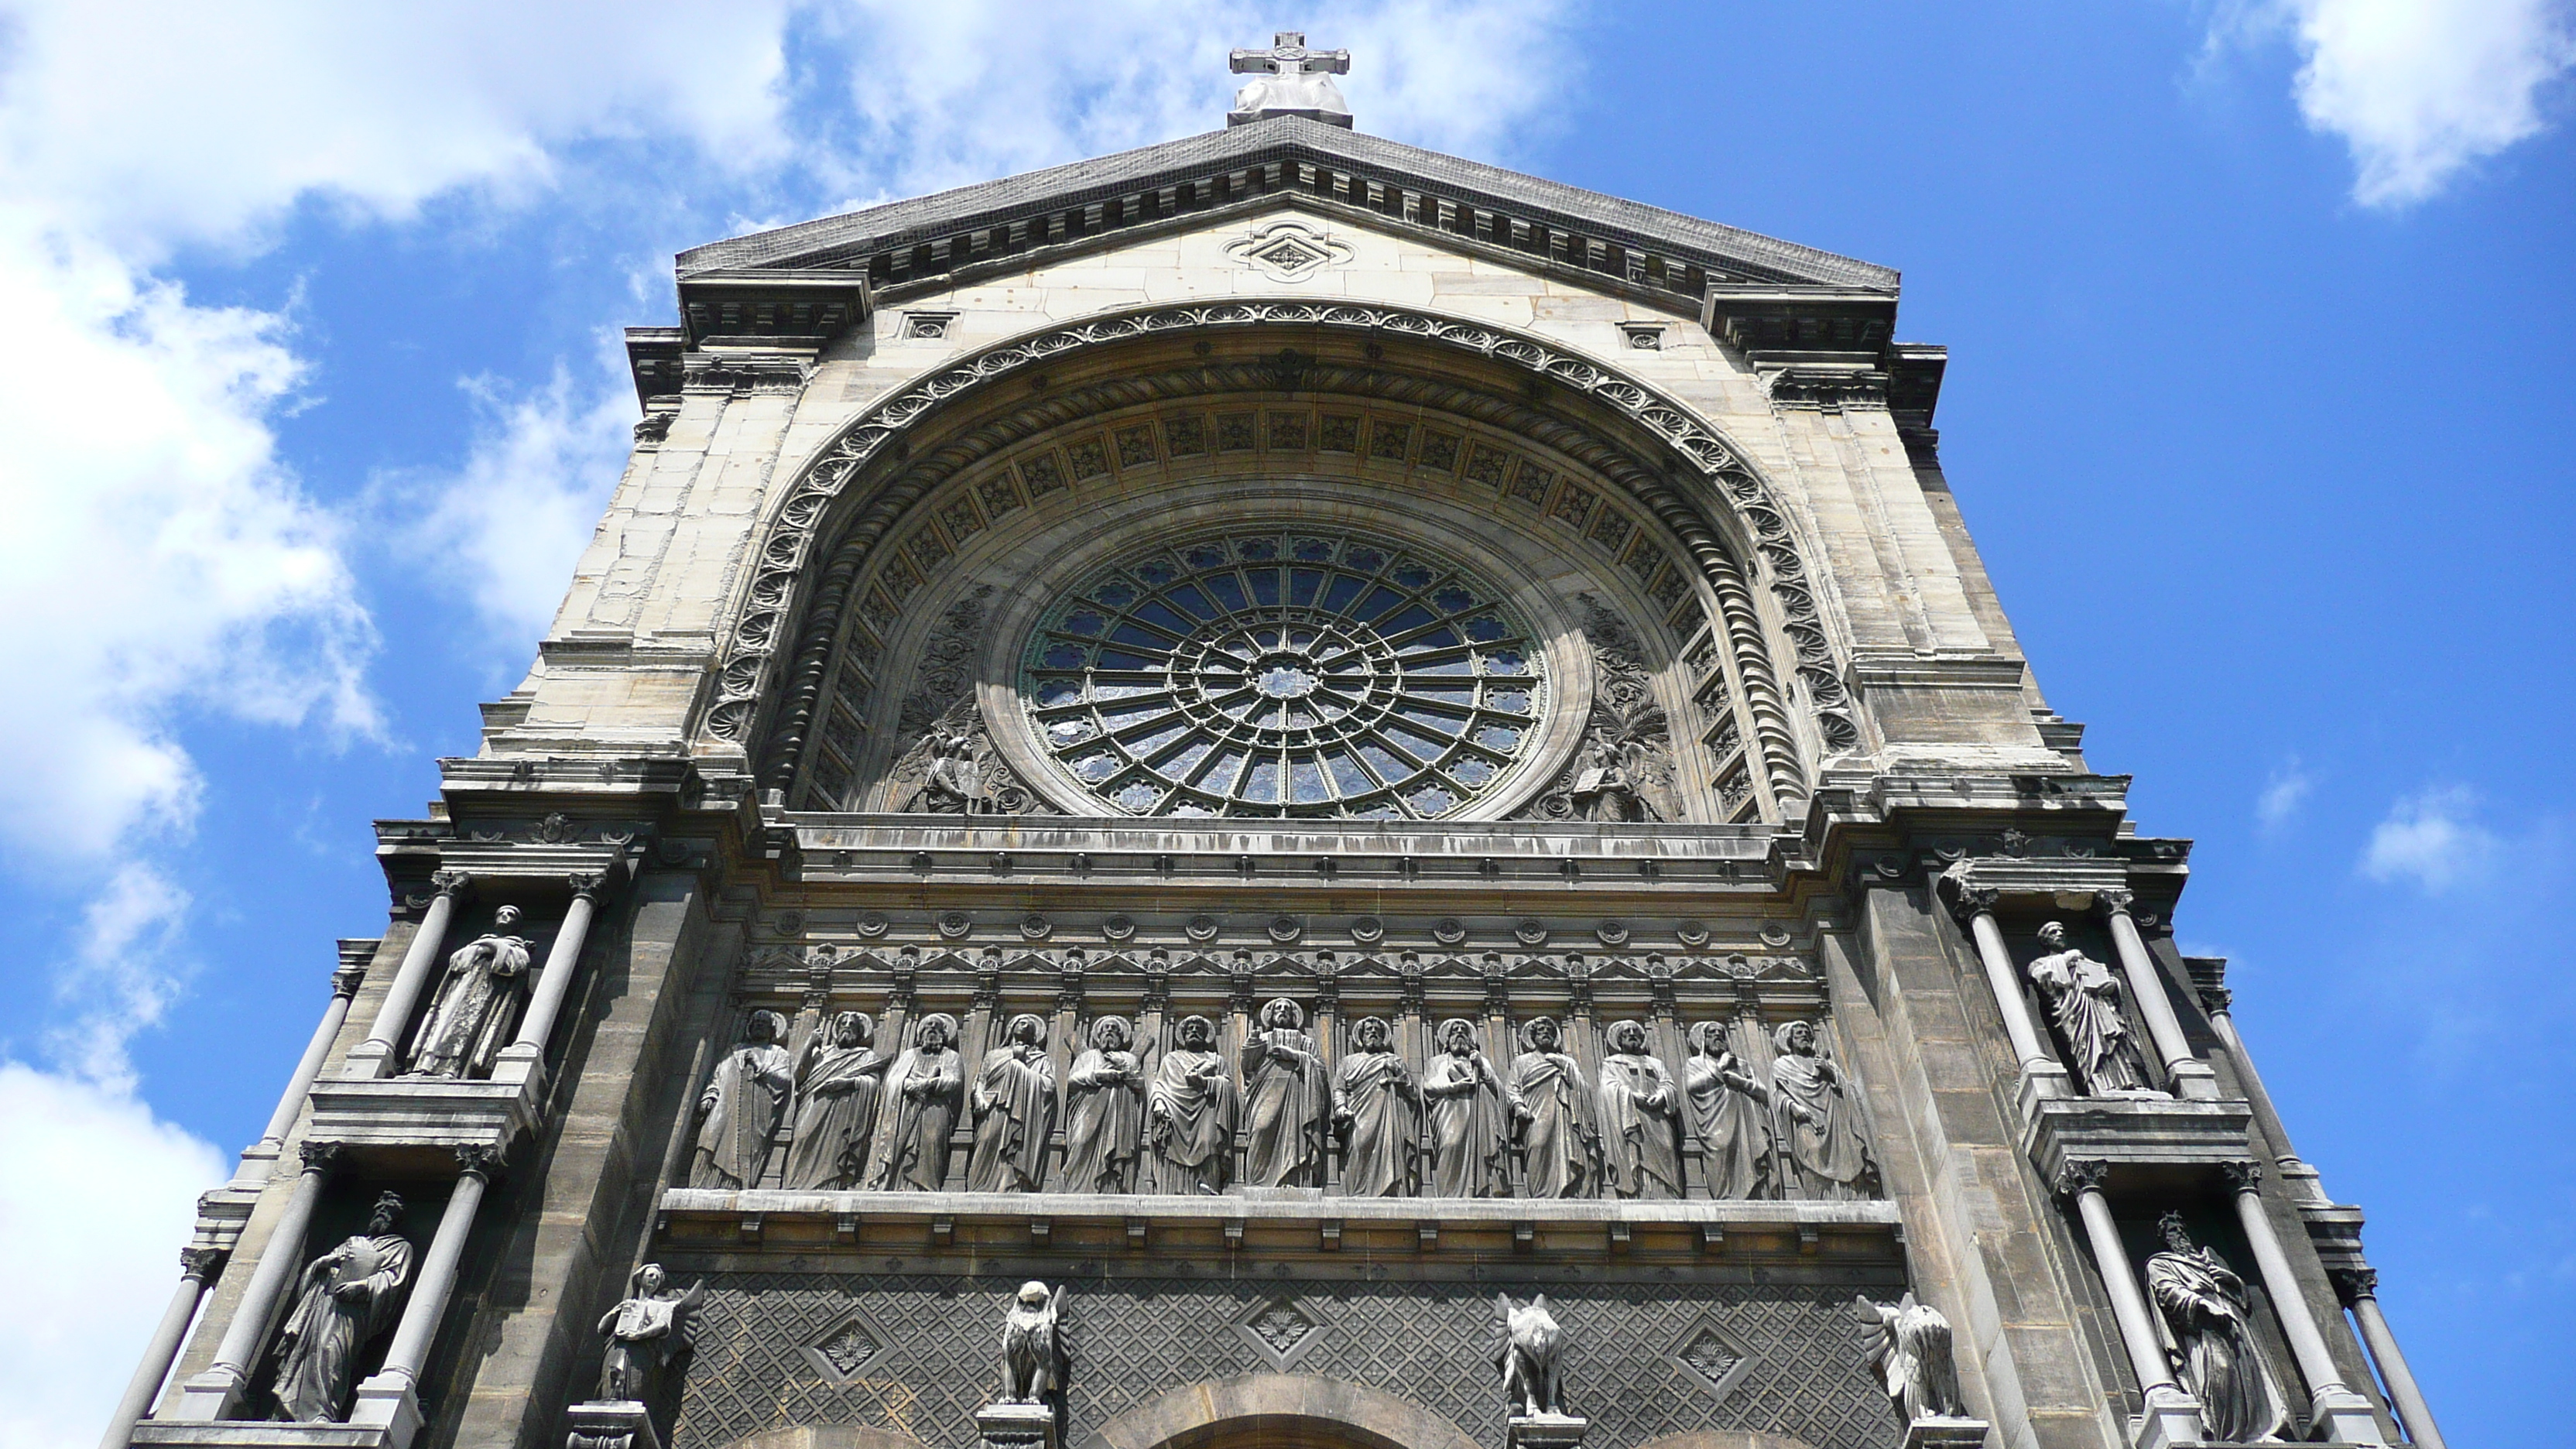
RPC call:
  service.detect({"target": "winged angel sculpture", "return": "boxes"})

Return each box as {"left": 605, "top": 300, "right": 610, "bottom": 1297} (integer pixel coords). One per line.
{"left": 1491, "top": 1293, "right": 1567, "bottom": 1418}
{"left": 1001, "top": 1280, "right": 1070, "bottom": 1405}
{"left": 1852, "top": 1292, "right": 1965, "bottom": 1425}
{"left": 597, "top": 1263, "right": 705, "bottom": 1403}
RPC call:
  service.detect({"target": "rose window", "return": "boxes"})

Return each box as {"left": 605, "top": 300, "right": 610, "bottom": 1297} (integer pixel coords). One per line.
{"left": 1020, "top": 529, "right": 1549, "bottom": 817}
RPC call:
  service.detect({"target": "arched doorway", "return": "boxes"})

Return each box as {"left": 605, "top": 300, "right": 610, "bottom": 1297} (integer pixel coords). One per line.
{"left": 1074, "top": 1373, "right": 1481, "bottom": 1449}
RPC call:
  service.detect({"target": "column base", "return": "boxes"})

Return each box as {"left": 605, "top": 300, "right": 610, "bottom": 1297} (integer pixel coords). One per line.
{"left": 1506, "top": 1412, "right": 1588, "bottom": 1449}
{"left": 166, "top": 1368, "right": 249, "bottom": 1423}
{"left": 2310, "top": 1386, "right": 2389, "bottom": 1445}
{"left": 2169, "top": 1060, "right": 2222, "bottom": 1102}
{"left": 2132, "top": 1385, "right": 2208, "bottom": 1449}
{"left": 339, "top": 1041, "right": 395, "bottom": 1080}
{"left": 347, "top": 1375, "right": 423, "bottom": 1449}
{"left": 973, "top": 1402, "right": 1058, "bottom": 1449}
{"left": 1901, "top": 1416, "right": 1990, "bottom": 1449}
{"left": 563, "top": 1401, "right": 663, "bottom": 1449}
{"left": 2016, "top": 1061, "right": 2074, "bottom": 1116}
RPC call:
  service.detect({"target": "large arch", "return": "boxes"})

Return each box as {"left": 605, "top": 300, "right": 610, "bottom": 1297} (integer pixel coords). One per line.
{"left": 1071, "top": 1373, "right": 1482, "bottom": 1449}
{"left": 707, "top": 300, "right": 1858, "bottom": 813}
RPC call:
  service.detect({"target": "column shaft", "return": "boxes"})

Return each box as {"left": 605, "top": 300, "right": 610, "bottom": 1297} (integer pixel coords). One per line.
{"left": 2102, "top": 907, "right": 2198, "bottom": 1084}
{"left": 1965, "top": 910, "right": 2055, "bottom": 1073}
{"left": 258, "top": 976, "right": 361, "bottom": 1148}
{"left": 2208, "top": 1000, "right": 2330, "bottom": 1201}
{"left": 355, "top": 878, "right": 465, "bottom": 1068}
{"left": 376, "top": 1166, "right": 490, "bottom": 1386}
{"left": 2349, "top": 1290, "right": 2444, "bottom": 1449}
{"left": 2232, "top": 1184, "right": 2385, "bottom": 1442}
{"left": 100, "top": 1256, "right": 216, "bottom": 1447}
{"left": 510, "top": 882, "right": 601, "bottom": 1053}
{"left": 2072, "top": 1186, "right": 2184, "bottom": 1397}
{"left": 207, "top": 1166, "right": 325, "bottom": 1375}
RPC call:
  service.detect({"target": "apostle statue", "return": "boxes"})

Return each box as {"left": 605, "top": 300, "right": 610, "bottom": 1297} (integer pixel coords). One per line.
{"left": 967, "top": 1014, "right": 1058, "bottom": 1193}
{"left": 1061, "top": 1015, "right": 1146, "bottom": 1194}
{"left": 779, "top": 1011, "right": 888, "bottom": 1191}
{"left": 1241, "top": 998, "right": 1333, "bottom": 1187}
{"left": 1683, "top": 1020, "right": 1772, "bottom": 1201}
{"left": 1766, "top": 1020, "right": 1878, "bottom": 1201}
{"left": 1147, "top": 1015, "right": 1238, "bottom": 1194}
{"left": 1420, "top": 1017, "right": 1509, "bottom": 1198}
{"left": 1596, "top": 1019, "right": 1683, "bottom": 1200}
{"left": 2026, "top": 921, "right": 2163, "bottom": 1096}
{"left": 1332, "top": 1016, "right": 1419, "bottom": 1197}
{"left": 2145, "top": 1213, "right": 2290, "bottom": 1442}
{"left": 1506, "top": 1016, "right": 1602, "bottom": 1199}
{"left": 403, "top": 904, "right": 533, "bottom": 1077}
{"left": 875, "top": 1013, "right": 966, "bottom": 1191}
{"left": 271, "top": 1190, "right": 413, "bottom": 1422}
{"left": 690, "top": 1010, "right": 793, "bottom": 1190}
{"left": 596, "top": 1262, "right": 704, "bottom": 1403}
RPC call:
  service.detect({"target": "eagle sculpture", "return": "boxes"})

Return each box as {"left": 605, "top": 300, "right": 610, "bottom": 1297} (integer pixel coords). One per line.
{"left": 1852, "top": 1292, "right": 1964, "bottom": 1423}
{"left": 1490, "top": 1292, "right": 1565, "bottom": 1418}
{"left": 1001, "top": 1280, "right": 1069, "bottom": 1405}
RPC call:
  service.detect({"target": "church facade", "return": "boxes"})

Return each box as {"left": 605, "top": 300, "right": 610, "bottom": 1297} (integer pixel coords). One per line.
{"left": 111, "top": 39, "right": 2444, "bottom": 1449}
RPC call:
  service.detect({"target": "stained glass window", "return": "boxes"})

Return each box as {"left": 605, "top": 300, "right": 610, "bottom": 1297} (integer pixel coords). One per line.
{"left": 1019, "top": 529, "right": 1550, "bottom": 818}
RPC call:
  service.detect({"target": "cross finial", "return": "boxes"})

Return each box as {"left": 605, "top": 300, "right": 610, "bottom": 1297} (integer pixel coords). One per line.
{"left": 1228, "top": 31, "right": 1354, "bottom": 129}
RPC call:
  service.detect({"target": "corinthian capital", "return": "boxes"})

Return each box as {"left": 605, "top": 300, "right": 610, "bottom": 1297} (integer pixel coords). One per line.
{"left": 298, "top": 1140, "right": 345, "bottom": 1175}
{"left": 179, "top": 1246, "right": 225, "bottom": 1281}
{"left": 2053, "top": 1158, "right": 2110, "bottom": 1197}
{"left": 2094, "top": 888, "right": 2136, "bottom": 918}
{"left": 2220, "top": 1159, "right": 2263, "bottom": 1194}
{"left": 567, "top": 870, "right": 609, "bottom": 901}
{"left": 454, "top": 1142, "right": 508, "bottom": 1180}
{"left": 429, "top": 868, "right": 473, "bottom": 897}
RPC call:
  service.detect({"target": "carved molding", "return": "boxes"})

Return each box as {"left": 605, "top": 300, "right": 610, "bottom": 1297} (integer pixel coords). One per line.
{"left": 704, "top": 300, "right": 1849, "bottom": 801}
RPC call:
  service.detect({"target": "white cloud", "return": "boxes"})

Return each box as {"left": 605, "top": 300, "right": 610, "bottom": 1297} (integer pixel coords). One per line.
{"left": 2257, "top": 758, "right": 2313, "bottom": 829}
{"left": 0, "top": 1063, "right": 225, "bottom": 1449}
{"left": 2359, "top": 784, "right": 2501, "bottom": 892}
{"left": 2269, "top": 0, "right": 2576, "bottom": 206}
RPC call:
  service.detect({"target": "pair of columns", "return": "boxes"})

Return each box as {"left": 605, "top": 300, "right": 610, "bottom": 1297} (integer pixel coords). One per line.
{"left": 139, "top": 869, "right": 608, "bottom": 1435}
{"left": 1951, "top": 885, "right": 2217, "bottom": 1101}
{"left": 2059, "top": 1160, "right": 2386, "bottom": 1446}
{"left": 346, "top": 869, "right": 608, "bottom": 1081}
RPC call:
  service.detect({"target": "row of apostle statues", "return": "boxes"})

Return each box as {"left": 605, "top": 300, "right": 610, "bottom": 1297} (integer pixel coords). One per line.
{"left": 685, "top": 998, "right": 1879, "bottom": 1201}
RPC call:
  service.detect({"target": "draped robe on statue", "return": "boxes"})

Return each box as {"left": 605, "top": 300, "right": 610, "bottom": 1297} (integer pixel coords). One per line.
{"left": 271, "top": 1229, "right": 412, "bottom": 1421}
{"left": 2146, "top": 1244, "right": 2290, "bottom": 1442}
{"left": 874, "top": 1034, "right": 964, "bottom": 1191}
{"left": 2029, "top": 944, "right": 2159, "bottom": 1095}
{"left": 1683, "top": 1042, "right": 1771, "bottom": 1201}
{"left": 1597, "top": 1045, "right": 1683, "bottom": 1200}
{"left": 1767, "top": 1028, "right": 1875, "bottom": 1201}
{"left": 1421, "top": 1047, "right": 1509, "bottom": 1197}
{"left": 690, "top": 1035, "right": 793, "bottom": 1189}
{"left": 968, "top": 1035, "right": 1059, "bottom": 1193}
{"left": 1508, "top": 1045, "right": 1601, "bottom": 1198}
{"left": 1061, "top": 1043, "right": 1146, "bottom": 1194}
{"left": 404, "top": 930, "right": 531, "bottom": 1077}
{"left": 1241, "top": 1016, "right": 1333, "bottom": 1187}
{"left": 1333, "top": 1043, "right": 1418, "bottom": 1197}
{"left": 779, "top": 1033, "right": 887, "bottom": 1191}
{"left": 1147, "top": 1039, "right": 1238, "bottom": 1193}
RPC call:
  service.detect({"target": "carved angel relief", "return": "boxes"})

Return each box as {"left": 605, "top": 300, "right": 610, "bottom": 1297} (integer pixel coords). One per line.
{"left": 1525, "top": 596, "right": 1681, "bottom": 823}
{"left": 887, "top": 698, "right": 1058, "bottom": 815}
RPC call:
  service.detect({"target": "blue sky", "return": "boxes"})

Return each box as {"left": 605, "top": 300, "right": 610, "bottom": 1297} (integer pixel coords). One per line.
{"left": 0, "top": 2, "right": 2567, "bottom": 1445}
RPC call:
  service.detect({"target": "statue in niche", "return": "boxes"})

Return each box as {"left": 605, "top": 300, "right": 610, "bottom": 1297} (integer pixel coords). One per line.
{"left": 403, "top": 904, "right": 533, "bottom": 1077}
{"left": 1852, "top": 1292, "right": 1965, "bottom": 1424}
{"left": 270, "top": 1190, "right": 413, "bottom": 1423}
{"left": 2026, "top": 921, "right": 2163, "bottom": 1097}
{"left": 1766, "top": 1020, "right": 1878, "bottom": 1201}
{"left": 690, "top": 1010, "right": 793, "bottom": 1190}
{"left": 1241, "top": 998, "right": 1332, "bottom": 1187}
{"left": 968, "top": 1014, "right": 1058, "bottom": 1194}
{"left": 1333, "top": 1016, "right": 1419, "bottom": 1197}
{"left": 1596, "top": 1019, "right": 1683, "bottom": 1200}
{"left": 1061, "top": 1016, "right": 1146, "bottom": 1194}
{"left": 875, "top": 1013, "right": 966, "bottom": 1191}
{"left": 779, "top": 1011, "right": 887, "bottom": 1191}
{"left": 1421, "top": 1017, "right": 1509, "bottom": 1198}
{"left": 1147, "top": 1014, "right": 1238, "bottom": 1194}
{"left": 1683, "top": 1021, "right": 1773, "bottom": 1201}
{"left": 2146, "top": 1213, "right": 2290, "bottom": 1442}
{"left": 1490, "top": 1293, "right": 1567, "bottom": 1419}
{"left": 999, "top": 1281, "right": 1069, "bottom": 1405}
{"left": 1506, "top": 1016, "right": 1603, "bottom": 1198}
{"left": 596, "top": 1262, "right": 704, "bottom": 1403}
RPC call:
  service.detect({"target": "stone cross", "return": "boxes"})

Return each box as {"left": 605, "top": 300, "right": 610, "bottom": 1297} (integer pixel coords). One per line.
{"left": 1228, "top": 33, "right": 1354, "bottom": 128}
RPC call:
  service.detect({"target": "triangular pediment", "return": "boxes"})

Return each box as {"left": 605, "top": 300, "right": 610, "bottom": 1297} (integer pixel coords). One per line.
{"left": 670, "top": 117, "right": 1892, "bottom": 348}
